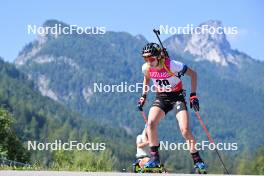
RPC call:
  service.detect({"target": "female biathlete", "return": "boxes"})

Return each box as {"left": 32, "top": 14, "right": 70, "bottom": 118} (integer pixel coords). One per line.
{"left": 138, "top": 43, "right": 206, "bottom": 173}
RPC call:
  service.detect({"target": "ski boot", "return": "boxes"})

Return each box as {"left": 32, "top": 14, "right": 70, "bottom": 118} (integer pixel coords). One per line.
{"left": 194, "top": 161, "right": 207, "bottom": 174}
{"left": 142, "top": 157, "right": 166, "bottom": 173}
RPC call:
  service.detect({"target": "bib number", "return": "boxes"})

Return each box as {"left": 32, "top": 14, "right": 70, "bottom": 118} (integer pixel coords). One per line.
{"left": 156, "top": 79, "right": 170, "bottom": 87}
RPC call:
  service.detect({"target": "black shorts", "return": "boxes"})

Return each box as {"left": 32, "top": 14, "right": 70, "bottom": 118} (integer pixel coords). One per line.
{"left": 151, "top": 90, "right": 187, "bottom": 114}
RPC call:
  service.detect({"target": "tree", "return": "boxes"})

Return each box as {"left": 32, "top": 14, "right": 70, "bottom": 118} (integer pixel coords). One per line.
{"left": 252, "top": 148, "right": 264, "bottom": 174}
{"left": 0, "top": 107, "right": 30, "bottom": 163}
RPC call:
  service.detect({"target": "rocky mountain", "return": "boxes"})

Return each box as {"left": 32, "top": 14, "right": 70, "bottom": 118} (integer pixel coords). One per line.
{"left": 165, "top": 20, "right": 243, "bottom": 66}
{"left": 14, "top": 19, "right": 264, "bottom": 155}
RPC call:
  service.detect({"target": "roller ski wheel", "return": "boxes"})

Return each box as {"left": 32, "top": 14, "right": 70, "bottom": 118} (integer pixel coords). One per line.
{"left": 141, "top": 164, "right": 167, "bottom": 173}
{"left": 194, "top": 162, "right": 207, "bottom": 174}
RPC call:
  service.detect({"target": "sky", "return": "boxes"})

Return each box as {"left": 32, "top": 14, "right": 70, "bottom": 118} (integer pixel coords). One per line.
{"left": 0, "top": 0, "right": 263, "bottom": 62}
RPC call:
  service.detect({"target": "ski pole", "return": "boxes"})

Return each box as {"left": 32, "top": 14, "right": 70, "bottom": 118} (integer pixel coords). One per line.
{"left": 153, "top": 29, "right": 169, "bottom": 58}
{"left": 137, "top": 104, "right": 148, "bottom": 124}
{"left": 194, "top": 111, "right": 230, "bottom": 175}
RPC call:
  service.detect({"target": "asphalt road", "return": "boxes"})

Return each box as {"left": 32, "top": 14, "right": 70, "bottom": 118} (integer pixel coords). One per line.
{"left": 0, "top": 171, "right": 255, "bottom": 176}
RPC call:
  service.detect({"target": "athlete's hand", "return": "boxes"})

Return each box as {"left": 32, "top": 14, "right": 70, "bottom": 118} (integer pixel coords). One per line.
{"left": 190, "top": 92, "right": 199, "bottom": 112}
{"left": 138, "top": 94, "right": 146, "bottom": 111}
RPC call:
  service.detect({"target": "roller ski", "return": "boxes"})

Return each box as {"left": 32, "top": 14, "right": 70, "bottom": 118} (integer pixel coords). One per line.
{"left": 194, "top": 161, "right": 207, "bottom": 174}
{"left": 132, "top": 159, "right": 167, "bottom": 173}
{"left": 141, "top": 154, "right": 167, "bottom": 173}
{"left": 141, "top": 163, "right": 167, "bottom": 173}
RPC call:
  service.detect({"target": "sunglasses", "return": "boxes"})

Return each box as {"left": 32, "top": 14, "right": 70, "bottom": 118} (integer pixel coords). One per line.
{"left": 144, "top": 57, "right": 157, "bottom": 63}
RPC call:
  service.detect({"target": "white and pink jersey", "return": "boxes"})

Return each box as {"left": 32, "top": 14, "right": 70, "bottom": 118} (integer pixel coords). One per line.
{"left": 142, "top": 58, "right": 187, "bottom": 92}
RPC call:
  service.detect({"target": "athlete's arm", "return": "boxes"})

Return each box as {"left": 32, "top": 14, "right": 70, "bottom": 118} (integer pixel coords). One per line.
{"left": 185, "top": 67, "right": 197, "bottom": 93}
{"left": 142, "top": 74, "right": 150, "bottom": 96}
{"left": 186, "top": 67, "right": 200, "bottom": 111}
{"left": 137, "top": 141, "right": 149, "bottom": 148}
{"left": 138, "top": 64, "right": 150, "bottom": 107}
{"left": 138, "top": 75, "right": 150, "bottom": 107}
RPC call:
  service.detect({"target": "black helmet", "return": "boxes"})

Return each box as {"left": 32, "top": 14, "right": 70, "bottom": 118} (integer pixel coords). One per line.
{"left": 142, "top": 43, "right": 161, "bottom": 58}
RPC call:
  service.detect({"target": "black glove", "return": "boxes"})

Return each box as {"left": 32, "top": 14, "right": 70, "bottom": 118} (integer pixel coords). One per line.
{"left": 138, "top": 94, "right": 146, "bottom": 111}
{"left": 190, "top": 92, "right": 199, "bottom": 112}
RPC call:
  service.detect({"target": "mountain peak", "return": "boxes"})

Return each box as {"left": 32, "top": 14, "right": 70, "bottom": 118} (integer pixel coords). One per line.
{"left": 40, "top": 19, "right": 69, "bottom": 40}
{"left": 184, "top": 20, "right": 236, "bottom": 66}
{"left": 200, "top": 20, "right": 222, "bottom": 27}
{"left": 15, "top": 19, "right": 69, "bottom": 66}
{"left": 135, "top": 34, "right": 148, "bottom": 43}
{"left": 42, "top": 19, "right": 69, "bottom": 27}
{"left": 197, "top": 20, "right": 231, "bottom": 50}
{"left": 165, "top": 20, "right": 240, "bottom": 66}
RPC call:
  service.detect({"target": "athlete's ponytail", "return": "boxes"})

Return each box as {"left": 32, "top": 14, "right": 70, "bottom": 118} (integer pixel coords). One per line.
{"left": 159, "top": 56, "right": 175, "bottom": 77}
{"left": 158, "top": 55, "right": 166, "bottom": 68}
